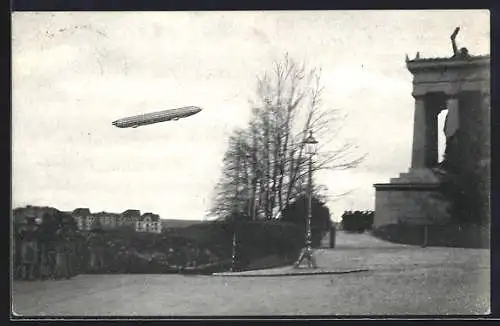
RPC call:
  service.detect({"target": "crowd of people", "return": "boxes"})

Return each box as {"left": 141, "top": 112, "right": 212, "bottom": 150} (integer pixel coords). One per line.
{"left": 13, "top": 215, "right": 88, "bottom": 280}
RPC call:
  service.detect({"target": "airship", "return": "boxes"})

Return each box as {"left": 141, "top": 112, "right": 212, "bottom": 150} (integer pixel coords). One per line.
{"left": 112, "top": 106, "right": 202, "bottom": 128}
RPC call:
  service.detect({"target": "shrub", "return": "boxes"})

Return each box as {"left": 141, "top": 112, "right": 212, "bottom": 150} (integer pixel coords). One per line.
{"left": 233, "top": 220, "right": 304, "bottom": 270}
{"left": 341, "top": 211, "right": 374, "bottom": 233}
{"left": 280, "top": 195, "right": 332, "bottom": 247}
{"left": 174, "top": 219, "right": 304, "bottom": 271}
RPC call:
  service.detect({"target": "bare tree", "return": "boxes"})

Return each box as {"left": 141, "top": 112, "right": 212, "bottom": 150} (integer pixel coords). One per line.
{"left": 210, "top": 54, "right": 365, "bottom": 220}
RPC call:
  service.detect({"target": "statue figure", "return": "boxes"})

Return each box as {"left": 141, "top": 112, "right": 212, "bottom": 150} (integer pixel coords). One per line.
{"left": 450, "top": 27, "right": 471, "bottom": 60}
{"left": 439, "top": 118, "right": 460, "bottom": 173}
{"left": 451, "top": 27, "right": 460, "bottom": 56}
{"left": 434, "top": 27, "right": 475, "bottom": 173}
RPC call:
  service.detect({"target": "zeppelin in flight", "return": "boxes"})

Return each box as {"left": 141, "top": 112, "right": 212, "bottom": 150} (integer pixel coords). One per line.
{"left": 112, "top": 106, "right": 202, "bottom": 128}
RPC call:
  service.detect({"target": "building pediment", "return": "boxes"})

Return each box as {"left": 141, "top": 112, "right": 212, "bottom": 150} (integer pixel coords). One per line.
{"left": 407, "top": 55, "right": 490, "bottom": 98}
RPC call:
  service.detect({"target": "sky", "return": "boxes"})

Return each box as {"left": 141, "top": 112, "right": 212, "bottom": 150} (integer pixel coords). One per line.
{"left": 12, "top": 10, "right": 490, "bottom": 221}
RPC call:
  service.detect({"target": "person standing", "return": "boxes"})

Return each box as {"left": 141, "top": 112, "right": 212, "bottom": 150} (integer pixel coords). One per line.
{"left": 54, "top": 241, "right": 67, "bottom": 279}
{"left": 19, "top": 217, "right": 39, "bottom": 280}
{"left": 87, "top": 235, "right": 97, "bottom": 272}
{"left": 20, "top": 240, "right": 38, "bottom": 280}
{"left": 64, "top": 236, "right": 73, "bottom": 278}
{"left": 46, "top": 242, "right": 57, "bottom": 279}
{"left": 329, "top": 224, "right": 337, "bottom": 249}
{"left": 38, "top": 242, "right": 51, "bottom": 280}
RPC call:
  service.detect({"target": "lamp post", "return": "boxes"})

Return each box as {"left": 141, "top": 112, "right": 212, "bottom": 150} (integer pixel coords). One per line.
{"left": 231, "top": 225, "right": 238, "bottom": 272}
{"left": 294, "top": 130, "right": 318, "bottom": 269}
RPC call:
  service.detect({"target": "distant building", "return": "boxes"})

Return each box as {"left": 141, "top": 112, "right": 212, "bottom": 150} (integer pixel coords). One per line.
{"left": 93, "top": 212, "right": 120, "bottom": 230}
{"left": 15, "top": 206, "right": 172, "bottom": 234}
{"left": 136, "top": 212, "right": 162, "bottom": 233}
{"left": 120, "top": 209, "right": 141, "bottom": 229}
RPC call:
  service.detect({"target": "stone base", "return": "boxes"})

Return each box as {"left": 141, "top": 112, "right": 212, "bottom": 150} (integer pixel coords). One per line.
{"left": 390, "top": 168, "right": 441, "bottom": 184}
{"left": 374, "top": 169, "right": 451, "bottom": 228}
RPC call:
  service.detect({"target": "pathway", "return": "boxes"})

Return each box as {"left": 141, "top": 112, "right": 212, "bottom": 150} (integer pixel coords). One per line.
{"left": 12, "top": 231, "right": 490, "bottom": 316}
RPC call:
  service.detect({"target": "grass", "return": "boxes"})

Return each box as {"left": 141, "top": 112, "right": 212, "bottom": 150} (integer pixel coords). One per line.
{"left": 372, "top": 223, "right": 490, "bottom": 248}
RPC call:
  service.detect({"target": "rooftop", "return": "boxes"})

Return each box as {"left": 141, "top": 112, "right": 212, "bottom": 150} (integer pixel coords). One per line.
{"left": 94, "top": 211, "right": 121, "bottom": 217}
{"left": 122, "top": 209, "right": 141, "bottom": 215}
{"left": 140, "top": 213, "right": 160, "bottom": 221}
{"left": 72, "top": 208, "right": 91, "bottom": 216}
{"left": 406, "top": 53, "right": 490, "bottom": 73}
{"left": 406, "top": 53, "right": 490, "bottom": 63}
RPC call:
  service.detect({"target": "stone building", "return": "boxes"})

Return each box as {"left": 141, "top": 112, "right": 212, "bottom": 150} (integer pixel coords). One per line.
{"left": 135, "top": 212, "right": 162, "bottom": 233}
{"left": 71, "top": 208, "right": 153, "bottom": 232}
{"left": 374, "top": 34, "right": 490, "bottom": 228}
{"left": 93, "top": 212, "right": 121, "bottom": 230}
{"left": 119, "top": 209, "right": 141, "bottom": 229}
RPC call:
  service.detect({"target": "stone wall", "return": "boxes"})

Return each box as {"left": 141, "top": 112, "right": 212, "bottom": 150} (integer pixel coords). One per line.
{"left": 374, "top": 186, "right": 451, "bottom": 228}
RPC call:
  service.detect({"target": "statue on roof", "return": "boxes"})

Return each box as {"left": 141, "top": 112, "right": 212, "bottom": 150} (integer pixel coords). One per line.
{"left": 450, "top": 27, "right": 471, "bottom": 60}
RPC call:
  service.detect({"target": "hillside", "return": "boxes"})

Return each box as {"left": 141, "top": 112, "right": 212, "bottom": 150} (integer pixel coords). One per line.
{"left": 160, "top": 219, "right": 205, "bottom": 229}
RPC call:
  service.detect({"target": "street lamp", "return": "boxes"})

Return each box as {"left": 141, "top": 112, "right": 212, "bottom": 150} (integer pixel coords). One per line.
{"left": 294, "top": 130, "right": 318, "bottom": 269}
{"left": 231, "top": 183, "right": 246, "bottom": 272}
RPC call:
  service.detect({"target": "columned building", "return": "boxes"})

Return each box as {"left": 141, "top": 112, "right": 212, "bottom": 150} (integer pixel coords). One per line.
{"left": 374, "top": 51, "right": 490, "bottom": 228}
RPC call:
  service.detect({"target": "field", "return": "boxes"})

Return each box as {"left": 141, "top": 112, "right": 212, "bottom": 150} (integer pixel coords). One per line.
{"left": 12, "top": 231, "right": 490, "bottom": 317}
{"left": 161, "top": 219, "right": 205, "bottom": 230}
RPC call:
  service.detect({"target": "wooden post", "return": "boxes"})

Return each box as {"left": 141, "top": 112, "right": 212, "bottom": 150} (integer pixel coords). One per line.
{"left": 422, "top": 223, "right": 428, "bottom": 248}
{"left": 330, "top": 226, "right": 336, "bottom": 249}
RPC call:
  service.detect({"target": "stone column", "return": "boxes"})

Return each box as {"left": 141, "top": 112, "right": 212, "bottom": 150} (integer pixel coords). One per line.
{"left": 425, "top": 104, "right": 438, "bottom": 167}
{"left": 442, "top": 94, "right": 461, "bottom": 171}
{"left": 445, "top": 96, "right": 460, "bottom": 139}
{"left": 410, "top": 95, "right": 428, "bottom": 169}
{"left": 410, "top": 94, "right": 440, "bottom": 169}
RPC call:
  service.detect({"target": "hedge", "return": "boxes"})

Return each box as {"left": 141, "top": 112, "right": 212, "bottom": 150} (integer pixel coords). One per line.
{"left": 232, "top": 220, "right": 304, "bottom": 271}
{"left": 177, "top": 219, "right": 304, "bottom": 271}
{"left": 341, "top": 211, "right": 374, "bottom": 233}
{"left": 14, "top": 216, "right": 308, "bottom": 277}
{"left": 79, "top": 219, "right": 305, "bottom": 274}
